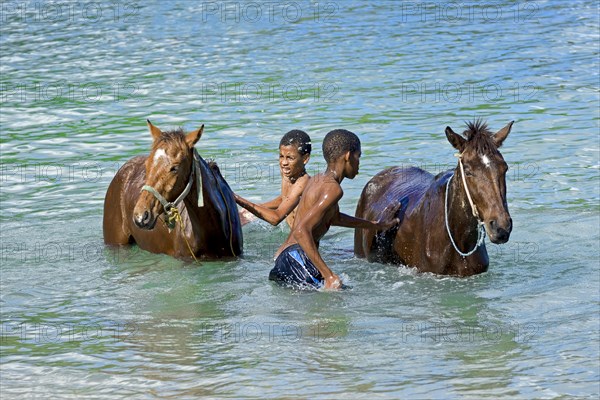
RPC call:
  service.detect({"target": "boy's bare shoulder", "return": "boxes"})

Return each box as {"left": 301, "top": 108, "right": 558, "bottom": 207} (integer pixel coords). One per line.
{"left": 284, "top": 173, "right": 311, "bottom": 197}
{"left": 296, "top": 173, "right": 311, "bottom": 188}
{"left": 305, "top": 174, "right": 343, "bottom": 199}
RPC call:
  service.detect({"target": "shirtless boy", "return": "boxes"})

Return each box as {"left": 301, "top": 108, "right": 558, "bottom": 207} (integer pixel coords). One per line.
{"left": 235, "top": 130, "right": 311, "bottom": 228}
{"left": 270, "top": 129, "right": 398, "bottom": 290}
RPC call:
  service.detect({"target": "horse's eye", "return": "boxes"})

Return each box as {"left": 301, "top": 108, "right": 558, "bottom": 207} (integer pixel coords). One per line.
{"left": 464, "top": 169, "right": 473, "bottom": 177}
{"left": 170, "top": 165, "right": 179, "bottom": 173}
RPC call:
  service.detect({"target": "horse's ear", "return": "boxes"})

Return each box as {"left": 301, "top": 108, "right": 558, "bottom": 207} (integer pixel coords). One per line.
{"left": 445, "top": 126, "right": 466, "bottom": 152}
{"left": 185, "top": 124, "right": 204, "bottom": 147}
{"left": 147, "top": 119, "right": 162, "bottom": 141}
{"left": 492, "top": 121, "right": 514, "bottom": 147}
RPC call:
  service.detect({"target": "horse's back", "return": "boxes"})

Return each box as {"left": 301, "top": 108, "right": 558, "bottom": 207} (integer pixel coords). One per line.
{"left": 354, "top": 166, "right": 433, "bottom": 259}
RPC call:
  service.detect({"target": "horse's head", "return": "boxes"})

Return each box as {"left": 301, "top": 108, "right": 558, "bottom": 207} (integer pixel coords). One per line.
{"left": 445, "top": 120, "right": 514, "bottom": 244}
{"left": 133, "top": 120, "right": 204, "bottom": 230}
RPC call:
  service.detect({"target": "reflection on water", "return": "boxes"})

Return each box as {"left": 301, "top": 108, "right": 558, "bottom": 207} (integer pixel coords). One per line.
{"left": 1, "top": 0, "right": 599, "bottom": 398}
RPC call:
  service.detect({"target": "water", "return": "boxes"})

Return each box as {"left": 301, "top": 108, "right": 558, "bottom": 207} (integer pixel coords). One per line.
{"left": 1, "top": 1, "right": 599, "bottom": 398}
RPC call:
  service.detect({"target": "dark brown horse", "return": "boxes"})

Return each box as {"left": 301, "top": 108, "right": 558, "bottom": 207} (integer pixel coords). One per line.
{"left": 103, "top": 121, "right": 242, "bottom": 259}
{"left": 354, "top": 120, "right": 513, "bottom": 276}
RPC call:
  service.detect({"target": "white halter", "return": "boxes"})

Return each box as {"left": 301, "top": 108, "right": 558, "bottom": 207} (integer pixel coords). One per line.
{"left": 444, "top": 154, "right": 486, "bottom": 257}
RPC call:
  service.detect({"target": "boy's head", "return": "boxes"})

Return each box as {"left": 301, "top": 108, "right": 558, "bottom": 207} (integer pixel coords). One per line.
{"left": 323, "top": 129, "right": 362, "bottom": 178}
{"left": 279, "top": 130, "right": 312, "bottom": 156}
{"left": 279, "top": 130, "right": 311, "bottom": 180}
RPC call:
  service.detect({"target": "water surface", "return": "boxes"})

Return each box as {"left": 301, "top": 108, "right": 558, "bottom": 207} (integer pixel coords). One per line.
{"left": 1, "top": 1, "right": 599, "bottom": 398}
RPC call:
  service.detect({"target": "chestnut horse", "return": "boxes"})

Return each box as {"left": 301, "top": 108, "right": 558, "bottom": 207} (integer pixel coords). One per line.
{"left": 354, "top": 120, "right": 513, "bottom": 276}
{"left": 103, "top": 121, "right": 242, "bottom": 259}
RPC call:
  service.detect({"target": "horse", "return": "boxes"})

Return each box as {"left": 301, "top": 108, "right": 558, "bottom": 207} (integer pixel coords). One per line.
{"left": 354, "top": 120, "right": 513, "bottom": 276}
{"left": 103, "top": 120, "right": 243, "bottom": 259}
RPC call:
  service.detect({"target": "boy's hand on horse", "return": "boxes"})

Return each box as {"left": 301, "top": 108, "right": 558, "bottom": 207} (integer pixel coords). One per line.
{"left": 374, "top": 217, "right": 400, "bottom": 232}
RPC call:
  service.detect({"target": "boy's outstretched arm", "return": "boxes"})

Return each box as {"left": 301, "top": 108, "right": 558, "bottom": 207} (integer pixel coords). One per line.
{"left": 234, "top": 183, "right": 304, "bottom": 226}
{"left": 259, "top": 196, "right": 282, "bottom": 209}
{"left": 333, "top": 212, "right": 399, "bottom": 231}
{"left": 292, "top": 186, "right": 343, "bottom": 290}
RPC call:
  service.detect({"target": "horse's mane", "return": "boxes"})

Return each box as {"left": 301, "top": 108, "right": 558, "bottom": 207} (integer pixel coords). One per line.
{"left": 207, "top": 159, "right": 224, "bottom": 177}
{"left": 463, "top": 119, "right": 497, "bottom": 155}
{"left": 207, "top": 159, "right": 218, "bottom": 170}
{"left": 152, "top": 128, "right": 186, "bottom": 149}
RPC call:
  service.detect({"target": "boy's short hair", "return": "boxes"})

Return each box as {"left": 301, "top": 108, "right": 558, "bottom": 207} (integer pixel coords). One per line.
{"left": 279, "top": 130, "right": 312, "bottom": 156}
{"left": 322, "top": 129, "right": 361, "bottom": 163}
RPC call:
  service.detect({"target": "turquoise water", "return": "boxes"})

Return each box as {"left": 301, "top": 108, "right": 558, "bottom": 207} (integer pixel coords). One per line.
{"left": 1, "top": 1, "right": 599, "bottom": 398}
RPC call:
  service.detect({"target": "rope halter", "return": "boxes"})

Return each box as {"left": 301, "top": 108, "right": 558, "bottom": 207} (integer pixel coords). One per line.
{"left": 444, "top": 153, "right": 486, "bottom": 257}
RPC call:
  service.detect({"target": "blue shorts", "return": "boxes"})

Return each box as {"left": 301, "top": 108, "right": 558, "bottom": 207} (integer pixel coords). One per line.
{"left": 269, "top": 244, "right": 324, "bottom": 290}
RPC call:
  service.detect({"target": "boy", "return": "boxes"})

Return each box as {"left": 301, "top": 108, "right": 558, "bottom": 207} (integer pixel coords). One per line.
{"left": 235, "top": 130, "right": 311, "bottom": 228}
{"left": 270, "top": 129, "right": 398, "bottom": 290}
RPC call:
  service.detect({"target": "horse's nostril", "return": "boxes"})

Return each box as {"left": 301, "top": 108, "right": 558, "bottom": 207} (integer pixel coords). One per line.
{"left": 490, "top": 220, "right": 497, "bottom": 230}
{"left": 497, "top": 228, "right": 510, "bottom": 242}
{"left": 142, "top": 210, "right": 150, "bottom": 224}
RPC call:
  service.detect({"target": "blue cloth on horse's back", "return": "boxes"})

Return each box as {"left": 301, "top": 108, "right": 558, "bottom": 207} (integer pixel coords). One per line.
{"left": 269, "top": 244, "right": 324, "bottom": 290}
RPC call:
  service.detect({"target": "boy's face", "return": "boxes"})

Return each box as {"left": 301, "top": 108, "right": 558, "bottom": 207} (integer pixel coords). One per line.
{"left": 279, "top": 145, "right": 309, "bottom": 180}
{"left": 345, "top": 149, "right": 361, "bottom": 179}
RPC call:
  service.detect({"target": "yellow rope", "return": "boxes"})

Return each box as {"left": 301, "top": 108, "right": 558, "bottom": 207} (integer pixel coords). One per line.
{"left": 164, "top": 207, "right": 200, "bottom": 263}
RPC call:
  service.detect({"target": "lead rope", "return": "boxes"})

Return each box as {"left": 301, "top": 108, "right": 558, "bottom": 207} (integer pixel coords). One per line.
{"left": 162, "top": 206, "right": 200, "bottom": 263}
{"left": 444, "top": 157, "right": 486, "bottom": 257}
{"left": 457, "top": 155, "right": 481, "bottom": 220}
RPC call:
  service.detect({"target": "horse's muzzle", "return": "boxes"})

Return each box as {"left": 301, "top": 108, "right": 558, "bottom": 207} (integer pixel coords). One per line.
{"left": 134, "top": 209, "right": 157, "bottom": 230}
{"left": 487, "top": 218, "right": 512, "bottom": 244}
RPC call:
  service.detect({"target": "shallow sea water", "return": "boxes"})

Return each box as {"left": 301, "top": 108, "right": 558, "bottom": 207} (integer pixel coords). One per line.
{"left": 1, "top": 1, "right": 599, "bottom": 398}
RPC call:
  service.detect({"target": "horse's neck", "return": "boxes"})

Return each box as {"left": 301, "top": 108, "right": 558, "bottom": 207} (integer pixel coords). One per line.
{"left": 445, "top": 168, "right": 481, "bottom": 248}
